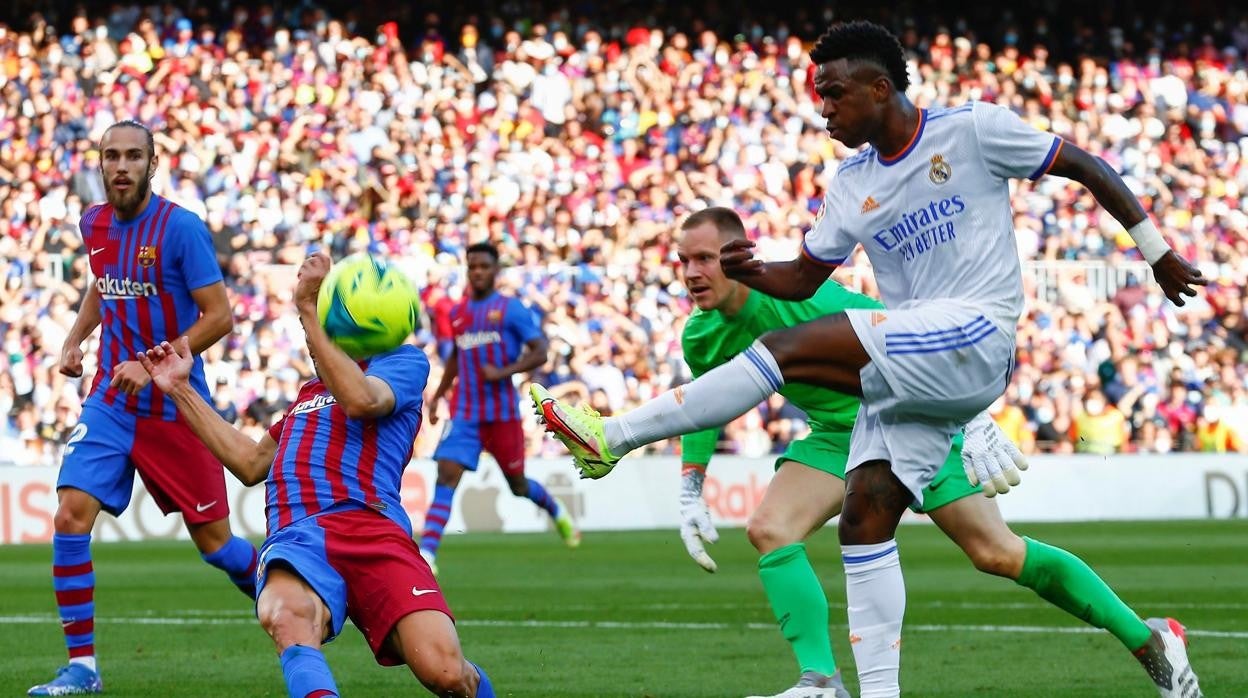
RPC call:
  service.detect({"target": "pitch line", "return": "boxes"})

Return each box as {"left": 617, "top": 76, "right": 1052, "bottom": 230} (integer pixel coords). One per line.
{"left": 0, "top": 614, "right": 1244, "bottom": 639}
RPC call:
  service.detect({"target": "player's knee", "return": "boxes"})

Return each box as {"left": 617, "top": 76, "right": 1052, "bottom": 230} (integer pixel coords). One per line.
{"left": 53, "top": 503, "right": 94, "bottom": 534}
{"left": 506, "top": 479, "right": 528, "bottom": 497}
{"left": 414, "top": 649, "right": 474, "bottom": 695}
{"left": 745, "top": 511, "right": 793, "bottom": 553}
{"left": 257, "top": 589, "right": 323, "bottom": 647}
{"left": 964, "top": 535, "right": 1025, "bottom": 578}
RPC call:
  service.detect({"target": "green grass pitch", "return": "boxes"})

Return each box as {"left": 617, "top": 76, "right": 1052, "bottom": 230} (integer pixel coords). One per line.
{"left": 2, "top": 520, "right": 1245, "bottom": 697}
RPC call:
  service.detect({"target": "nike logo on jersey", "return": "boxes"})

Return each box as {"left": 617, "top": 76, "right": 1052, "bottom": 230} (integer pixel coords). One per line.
{"left": 195, "top": 501, "right": 217, "bottom": 513}
{"left": 91, "top": 247, "right": 107, "bottom": 255}
{"left": 411, "top": 588, "right": 439, "bottom": 597}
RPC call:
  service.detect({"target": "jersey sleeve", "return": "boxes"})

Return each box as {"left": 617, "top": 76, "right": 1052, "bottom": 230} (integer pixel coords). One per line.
{"left": 802, "top": 188, "right": 855, "bottom": 267}
{"left": 505, "top": 298, "right": 543, "bottom": 345}
{"left": 267, "top": 414, "right": 287, "bottom": 442}
{"left": 971, "top": 101, "right": 1063, "bottom": 181}
{"left": 175, "top": 210, "right": 225, "bottom": 290}
{"left": 366, "top": 346, "right": 431, "bottom": 414}
{"left": 681, "top": 428, "right": 718, "bottom": 466}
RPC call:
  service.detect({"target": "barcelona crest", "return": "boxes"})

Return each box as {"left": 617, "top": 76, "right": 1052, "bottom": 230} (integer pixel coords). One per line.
{"left": 137, "top": 246, "right": 158, "bottom": 268}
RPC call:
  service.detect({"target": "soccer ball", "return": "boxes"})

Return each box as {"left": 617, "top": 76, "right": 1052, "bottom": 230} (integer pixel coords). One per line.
{"left": 316, "top": 254, "right": 420, "bottom": 359}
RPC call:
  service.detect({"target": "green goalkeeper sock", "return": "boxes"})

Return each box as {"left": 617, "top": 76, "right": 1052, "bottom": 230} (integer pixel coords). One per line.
{"left": 758, "top": 543, "right": 837, "bottom": 675}
{"left": 1016, "top": 537, "right": 1152, "bottom": 651}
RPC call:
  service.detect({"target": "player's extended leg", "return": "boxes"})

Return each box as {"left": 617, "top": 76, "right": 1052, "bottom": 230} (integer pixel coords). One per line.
{"left": 535, "top": 314, "right": 868, "bottom": 473}
{"left": 388, "top": 610, "right": 493, "bottom": 697}
{"left": 744, "top": 462, "right": 850, "bottom": 698}
{"left": 838, "top": 461, "right": 913, "bottom": 698}
{"left": 188, "top": 518, "right": 259, "bottom": 599}
{"left": 929, "top": 495, "right": 1202, "bottom": 697}
{"left": 486, "top": 419, "right": 580, "bottom": 547}
{"left": 257, "top": 566, "right": 341, "bottom": 698}
{"left": 28, "top": 487, "right": 106, "bottom": 696}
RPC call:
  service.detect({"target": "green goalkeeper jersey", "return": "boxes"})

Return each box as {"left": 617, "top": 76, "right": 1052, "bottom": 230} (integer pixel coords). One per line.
{"left": 680, "top": 280, "right": 883, "bottom": 464}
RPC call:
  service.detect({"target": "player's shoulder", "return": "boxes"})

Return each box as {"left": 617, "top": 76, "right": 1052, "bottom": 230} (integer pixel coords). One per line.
{"left": 811, "top": 279, "right": 883, "bottom": 311}
{"left": 835, "top": 149, "right": 874, "bottom": 177}
{"left": 370, "top": 344, "right": 429, "bottom": 367}
{"left": 80, "top": 202, "right": 112, "bottom": 229}
{"left": 680, "top": 308, "right": 721, "bottom": 349}
{"left": 925, "top": 102, "right": 977, "bottom": 125}
{"left": 159, "top": 197, "right": 205, "bottom": 229}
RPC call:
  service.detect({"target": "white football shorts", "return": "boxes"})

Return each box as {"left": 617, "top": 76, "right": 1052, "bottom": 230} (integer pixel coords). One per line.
{"left": 844, "top": 300, "right": 1016, "bottom": 505}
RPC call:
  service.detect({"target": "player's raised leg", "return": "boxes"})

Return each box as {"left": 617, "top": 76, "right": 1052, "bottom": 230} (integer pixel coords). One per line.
{"left": 533, "top": 315, "right": 869, "bottom": 477}
{"left": 256, "top": 567, "right": 341, "bottom": 698}
{"left": 744, "top": 460, "right": 850, "bottom": 698}
{"left": 929, "top": 494, "right": 1202, "bottom": 697}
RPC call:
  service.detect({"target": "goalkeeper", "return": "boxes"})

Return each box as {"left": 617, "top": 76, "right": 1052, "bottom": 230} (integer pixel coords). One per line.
{"left": 668, "top": 208, "right": 1189, "bottom": 698}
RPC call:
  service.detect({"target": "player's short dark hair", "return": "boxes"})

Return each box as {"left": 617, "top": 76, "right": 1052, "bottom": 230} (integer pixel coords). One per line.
{"left": 465, "top": 242, "right": 500, "bottom": 262}
{"left": 101, "top": 120, "right": 156, "bottom": 159}
{"left": 810, "top": 20, "right": 910, "bottom": 92}
{"left": 681, "top": 206, "right": 746, "bottom": 241}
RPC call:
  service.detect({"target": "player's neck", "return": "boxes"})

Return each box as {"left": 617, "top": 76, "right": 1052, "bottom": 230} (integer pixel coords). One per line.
{"left": 113, "top": 192, "right": 154, "bottom": 222}
{"left": 719, "top": 284, "right": 750, "bottom": 318}
{"left": 872, "top": 99, "right": 921, "bottom": 161}
{"left": 469, "top": 288, "right": 495, "bottom": 301}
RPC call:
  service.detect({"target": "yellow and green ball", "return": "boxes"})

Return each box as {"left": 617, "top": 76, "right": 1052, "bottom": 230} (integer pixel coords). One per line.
{"left": 316, "top": 254, "right": 420, "bottom": 359}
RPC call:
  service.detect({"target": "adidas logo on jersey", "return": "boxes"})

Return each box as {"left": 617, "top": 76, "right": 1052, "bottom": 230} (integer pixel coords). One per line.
{"left": 861, "top": 196, "right": 880, "bottom": 213}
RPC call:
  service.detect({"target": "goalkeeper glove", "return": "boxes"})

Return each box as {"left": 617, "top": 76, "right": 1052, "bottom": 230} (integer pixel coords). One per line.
{"left": 679, "top": 467, "right": 719, "bottom": 572}
{"left": 962, "top": 411, "right": 1028, "bottom": 497}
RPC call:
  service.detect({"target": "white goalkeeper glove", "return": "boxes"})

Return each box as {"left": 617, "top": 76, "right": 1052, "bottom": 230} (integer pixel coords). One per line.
{"left": 679, "top": 467, "right": 719, "bottom": 573}
{"left": 961, "top": 411, "right": 1028, "bottom": 497}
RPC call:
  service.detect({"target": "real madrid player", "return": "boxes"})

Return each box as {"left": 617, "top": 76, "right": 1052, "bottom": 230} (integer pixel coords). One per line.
{"left": 533, "top": 20, "right": 1204, "bottom": 698}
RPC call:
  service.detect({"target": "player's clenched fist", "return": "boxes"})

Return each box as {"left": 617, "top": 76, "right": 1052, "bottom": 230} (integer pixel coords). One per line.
{"left": 59, "top": 341, "right": 84, "bottom": 378}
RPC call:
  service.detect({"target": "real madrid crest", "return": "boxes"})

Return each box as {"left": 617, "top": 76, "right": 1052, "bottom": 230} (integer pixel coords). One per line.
{"left": 929, "top": 154, "right": 951, "bottom": 185}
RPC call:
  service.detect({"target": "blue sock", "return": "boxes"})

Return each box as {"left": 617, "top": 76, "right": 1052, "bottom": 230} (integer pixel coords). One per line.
{"left": 202, "top": 536, "right": 259, "bottom": 599}
{"left": 524, "top": 478, "right": 560, "bottom": 518}
{"left": 52, "top": 533, "right": 96, "bottom": 662}
{"left": 420, "top": 484, "right": 456, "bottom": 556}
{"left": 471, "top": 662, "right": 495, "bottom": 698}
{"left": 279, "top": 645, "right": 339, "bottom": 698}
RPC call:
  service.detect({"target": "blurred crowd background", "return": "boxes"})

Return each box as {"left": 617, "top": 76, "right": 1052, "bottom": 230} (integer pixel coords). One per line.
{"left": 2, "top": 0, "right": 1246, "bottom": 467}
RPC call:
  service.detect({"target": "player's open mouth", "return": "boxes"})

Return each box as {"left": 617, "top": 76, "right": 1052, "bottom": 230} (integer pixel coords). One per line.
{"left": 113, "top": 179, "right": 132, "bottom": 189}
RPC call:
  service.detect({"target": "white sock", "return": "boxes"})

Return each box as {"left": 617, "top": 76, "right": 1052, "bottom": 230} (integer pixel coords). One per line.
{"left": 604, "top": 340, "right": 783, "bottom": 454}
{"left": 843, "top": 540, "right": 905, "bottom": 698}
{"left": 69, "top": 656, "right": 97, "bottom": 673}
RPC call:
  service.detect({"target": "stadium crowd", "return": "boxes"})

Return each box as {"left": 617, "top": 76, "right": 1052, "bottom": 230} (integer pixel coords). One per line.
{"left": 2, "top": 2, "right": 1247, "bottom": 467}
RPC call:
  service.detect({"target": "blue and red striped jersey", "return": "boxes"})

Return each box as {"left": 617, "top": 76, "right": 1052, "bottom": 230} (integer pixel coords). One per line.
{"left": 81, "top": 195, "right": 222, "bottom": 419}
{"left": 449, "top": 292, "right": 542, "bottom": 422}
{"left": 264, "top": 345, "right": 430, "bottom": 537}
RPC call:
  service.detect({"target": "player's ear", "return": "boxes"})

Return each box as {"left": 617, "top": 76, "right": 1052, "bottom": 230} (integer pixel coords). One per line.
{"left": 147, "top": 154, "right": 158, "bottom": 179}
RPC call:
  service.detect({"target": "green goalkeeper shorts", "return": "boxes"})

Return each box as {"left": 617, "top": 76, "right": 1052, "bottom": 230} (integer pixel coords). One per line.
{"left": 776, "top": 429, "right": 980, "bottom": 513}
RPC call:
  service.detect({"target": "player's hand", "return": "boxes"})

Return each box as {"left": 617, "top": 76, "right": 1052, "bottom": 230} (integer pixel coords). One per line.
{"left": 720, "top": 239, "right": 764, "bottom": 279}
{"left": 479, "top": 363, "right": 506, "bottom": 383}
{"left": 136, "top": 336, "right": 194, "bottom": 393}
{"left": 59, "top": 341, "right": 84, "bottom": 378}
{"left": 294, "top": 251, "right": 332, "bottom": 312}
{"left": 1151, "top": 250, "right": 1206, "bottom": 307}
{"left": 427, "top": 392, "right": 445, "bottom": 425}
{"left": 110, "top": 359, "right": 152, "bottom": 395}
{"left": 961, "top": 411, "right": 1028, "bottom": 497}
{"left": 678, "top": 467, "right": 719, "bottom": 573}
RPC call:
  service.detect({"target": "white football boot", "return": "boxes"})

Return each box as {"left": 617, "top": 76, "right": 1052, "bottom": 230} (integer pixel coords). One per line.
{"left": 745, "top": 671, "right": 852, "bottom": 698}
{"left": 1135, "top": 617, "right": 1202, "bottom": 697}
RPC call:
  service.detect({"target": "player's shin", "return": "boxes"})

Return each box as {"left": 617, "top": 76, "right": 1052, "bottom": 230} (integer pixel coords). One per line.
{"left": 759, "top": 543, "right": 838, "bottom": 676}
{"left": 842, "top": 540, "right": 905, "bottom": 698}
{"left": 1015, "top": 537, "right": 1151, "bottom": 651}
{"left": 419, "top": 483, "right": 457, "bottom": 559}
{"left": 52, "top": 532, "right": 97, "bottom": 670}
{"left": 202, "top": 535, "right": 260, "bottom": 599}
{"left": 604, "top": 340, "right": 783, "bottom": 453}
{"left": 279, "top": 645, "right": 340, "bottom": 698}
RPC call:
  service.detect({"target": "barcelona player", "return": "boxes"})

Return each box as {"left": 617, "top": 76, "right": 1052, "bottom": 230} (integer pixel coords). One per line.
{"left": 137, "top": 252, "right": 495, "bottom": 698}
{"left": 29, "top": 121, "right": 258, "bottom": 697}
{"left": 418, "top": 242, "right": 578, "bottom": 573}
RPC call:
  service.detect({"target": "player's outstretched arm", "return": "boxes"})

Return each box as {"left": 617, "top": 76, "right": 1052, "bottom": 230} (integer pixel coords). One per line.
{"left": 137, "top": 337, "right": 277, "bottom": 486}
{"left": 1047, "top": 143, "right": 1206, "bottom": 306}
{"left": 719, "top": 239, "right": 831, "bottom": 301}
{"left": 294, "top": 252, "right": 396, "bottom": 420}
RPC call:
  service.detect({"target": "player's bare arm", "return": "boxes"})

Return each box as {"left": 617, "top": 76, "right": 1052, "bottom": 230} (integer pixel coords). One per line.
{"left": 427, "top": 345, "right": 458, "bottom": 426}
{"left": 294, "top": 253, "right": 396, "bottom": 420}
{"left": 138, "top": 336, "right": 278, "bottom": 486}
{"left": 59, "top": 283, "right": 102, "bottom": 378}
{"left": 720, "top": 238, "right": 832, "bottom": 301}
{"left": 1046, "top": 142, "right": 1205, "bottom": 306}
{"left": 482, "top": 336, "right": 548, "bottom": 383}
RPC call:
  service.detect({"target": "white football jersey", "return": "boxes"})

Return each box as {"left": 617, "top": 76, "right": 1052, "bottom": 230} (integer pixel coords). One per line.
{"left": 803, "top": 102, "right": 1061, "bottom": 333}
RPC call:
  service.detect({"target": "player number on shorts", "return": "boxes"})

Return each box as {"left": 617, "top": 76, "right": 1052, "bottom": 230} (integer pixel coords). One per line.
{"left": 64, "top": 423, "right": 88, "bottom": 456}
